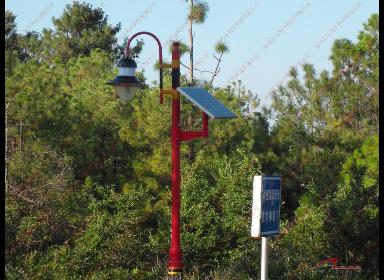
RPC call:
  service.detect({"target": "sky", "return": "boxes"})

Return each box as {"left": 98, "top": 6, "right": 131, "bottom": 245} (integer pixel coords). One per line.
{"left": 5, "top": 0, "right": 379, "bottom": 107}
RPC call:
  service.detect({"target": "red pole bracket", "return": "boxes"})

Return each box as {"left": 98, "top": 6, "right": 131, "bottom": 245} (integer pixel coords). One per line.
{"left": 180, "top": 113, "right": 209, "bottom": 141}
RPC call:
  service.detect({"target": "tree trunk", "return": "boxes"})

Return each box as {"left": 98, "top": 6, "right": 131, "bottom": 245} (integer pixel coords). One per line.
{"left": 19, "top": 119, "right": 23, "bottom": 153}
{"left": 187, "top": 0, "right": 196, "bottom": 163}
{"left": 188, "top": 139, "right": 195, "bottom": 162}
{"left": 189, "top": 0, "right": 194, "bottom": 84}
{"left": 5, "top": 103, "right": 9, "bottom": 193}
{"left": 209, "top": 52, "right": 223, "bottom": 86}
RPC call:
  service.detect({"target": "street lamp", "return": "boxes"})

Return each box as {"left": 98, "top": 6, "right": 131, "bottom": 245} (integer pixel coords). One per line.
{"left": 107, "top": 31, "right": 236, "bottom": 278}
{"left": 106, "top": 57, "right": 144, "bottom": 101}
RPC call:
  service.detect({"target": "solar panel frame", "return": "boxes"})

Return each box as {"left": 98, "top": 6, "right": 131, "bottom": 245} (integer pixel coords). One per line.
{"left": 177, "top": 87, "right": 237, "bottom": 119}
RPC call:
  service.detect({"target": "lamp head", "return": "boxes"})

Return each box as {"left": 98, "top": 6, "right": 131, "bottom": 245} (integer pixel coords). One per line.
{"left": 107, "top": 57, "right": 145, "bottom": 102}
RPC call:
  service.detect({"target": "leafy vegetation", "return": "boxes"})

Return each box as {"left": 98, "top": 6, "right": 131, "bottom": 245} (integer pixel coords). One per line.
{"left": 5, "top": 3, "right": 378, "bottom": 279}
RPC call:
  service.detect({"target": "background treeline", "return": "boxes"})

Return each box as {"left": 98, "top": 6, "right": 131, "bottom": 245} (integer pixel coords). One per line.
{"left": 5, "top": 2, "right": 378, "bottom": 279}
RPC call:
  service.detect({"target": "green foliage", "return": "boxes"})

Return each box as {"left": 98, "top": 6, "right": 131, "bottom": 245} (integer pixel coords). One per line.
{"left": 326, "top": 135, "right": 379, "bottom": 277}
{"left": 17, "top": 31, "right": 44, "bottom": 62}
{"left": 182, "top": 149, "right": 261, "bottom": 275}
{"left": 6, "top": 181, "right": 168, "bottom": 279}
{"left": 214, "top": 41, "right": 229, "bottom": 54}
{"left": 269, "top": 202, "right": 330, "bottom": 279}
{"left": 5, "top": 10, "right": 20, "bottom": 75}
{"left": 5, "top": 10, "right": 17, "bottom": 40}
{"left": 267, "top": 13, "right": 379, "bottom": 217}
{"left": 40, "top": 1, "right": 121, "bottom": 63}
{"left": 188, "top": 0, "right": 209, "bottom": 24}
{"left": 123, "top": 38, "right": 145, "bottom": 59}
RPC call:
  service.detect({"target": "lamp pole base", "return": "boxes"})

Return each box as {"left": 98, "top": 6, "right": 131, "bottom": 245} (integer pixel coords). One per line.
{"left": 167, "top": 269, "right": 182, "bottom": 280}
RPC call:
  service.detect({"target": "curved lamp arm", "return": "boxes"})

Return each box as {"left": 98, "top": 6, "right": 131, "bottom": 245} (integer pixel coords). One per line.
{"left": 124, "top": 31, "right": 164, "bottom": 103}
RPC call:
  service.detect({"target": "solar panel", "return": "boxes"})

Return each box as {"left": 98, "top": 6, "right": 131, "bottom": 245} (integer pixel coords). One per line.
{"left": 177, "top": 87, "right": 237, "bottom": 119}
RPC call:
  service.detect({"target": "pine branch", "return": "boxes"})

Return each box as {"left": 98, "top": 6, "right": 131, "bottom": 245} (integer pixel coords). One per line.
{"left": 180, "top": 61, "right": 215, "bottom": 75}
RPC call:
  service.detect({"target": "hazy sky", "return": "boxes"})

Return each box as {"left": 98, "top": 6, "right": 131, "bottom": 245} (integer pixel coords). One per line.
{"left": 5, "top": 0, "right": 379, "bottom": 106}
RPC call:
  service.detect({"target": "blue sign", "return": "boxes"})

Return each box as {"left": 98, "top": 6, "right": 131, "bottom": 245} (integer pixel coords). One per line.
{"left": 260, "top": 176, "right": 281, "bottom": 236}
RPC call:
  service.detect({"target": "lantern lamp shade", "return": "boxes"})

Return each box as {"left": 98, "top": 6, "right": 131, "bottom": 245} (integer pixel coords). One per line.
{"left": 107, "top": 57, "right": 145, "bottom": 101}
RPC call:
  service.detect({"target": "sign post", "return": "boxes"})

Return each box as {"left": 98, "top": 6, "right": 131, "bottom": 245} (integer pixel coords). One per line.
{"left": 251, "top": 175, "right": 281, "bottom": 280}
{"left": 260, "top": 236, "right": 269, "bottom": 280}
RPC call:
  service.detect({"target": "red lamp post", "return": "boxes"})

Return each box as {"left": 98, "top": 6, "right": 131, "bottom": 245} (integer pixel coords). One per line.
{"left": 107, "top": 32, "right": 210, "bottom": 278}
